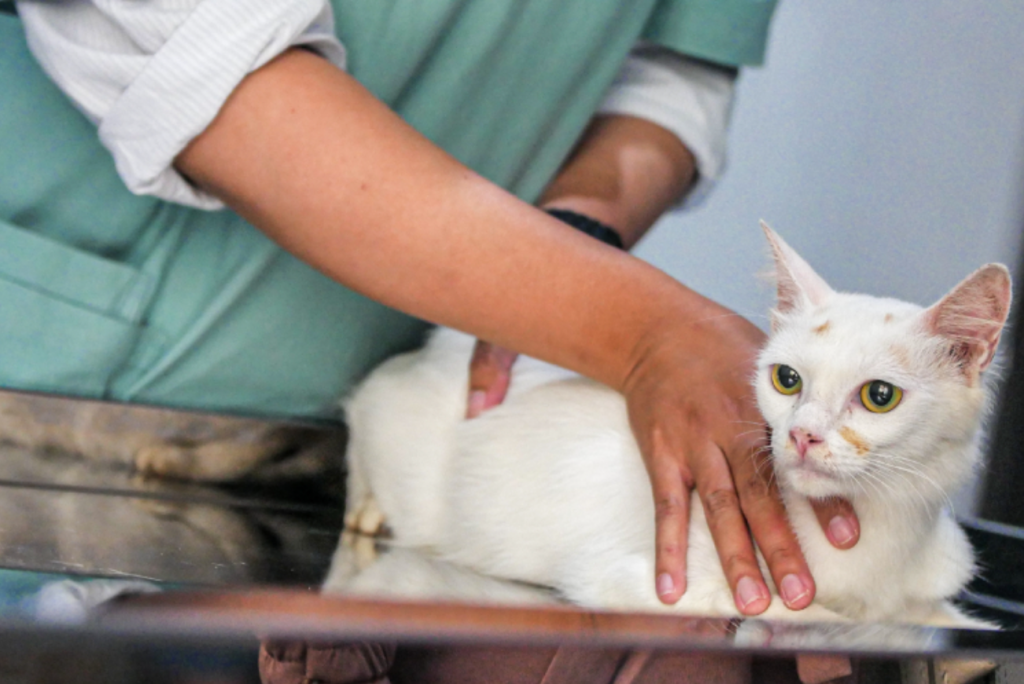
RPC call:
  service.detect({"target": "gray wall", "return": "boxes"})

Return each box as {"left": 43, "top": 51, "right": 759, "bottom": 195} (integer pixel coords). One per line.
{"left": 638, "top": 0, "right": 1024, "bottom": 323}
{"left": 635, "top": 0, "right": 1024, "bottom": 512}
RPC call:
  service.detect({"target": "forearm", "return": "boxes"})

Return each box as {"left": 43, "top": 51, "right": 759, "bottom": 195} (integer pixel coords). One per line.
{"left": 539, "top": 115, "right": 697, "bottom": 249}
{"left": 176, "top": 49, "right": 723, "bottom": 391}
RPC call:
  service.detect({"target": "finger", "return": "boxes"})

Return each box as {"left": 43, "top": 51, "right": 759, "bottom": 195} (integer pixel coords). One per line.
{"left": 810, "top": 497, "right": 860, "bottom": 549}
{"left": 649, "top": 428, "right": 690, "bottom": 604}
{"left": 691, "top": 438, "right": 771, "bottom": 616}
{"left": 467, "top": 340, "right": 518, "bottom": 418}
{"left": 731, "top": 433, "right": 815, "bottom": 611}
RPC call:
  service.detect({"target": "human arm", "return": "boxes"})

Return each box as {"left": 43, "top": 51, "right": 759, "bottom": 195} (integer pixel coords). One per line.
{"left": 19, "top": 0, "right": 857, "bottom": 609}
{"left": 173, "top": 48, "right": 864, "bottom": 614}
{"left": 174, "top": 50, "right": 675, "bottom": 380}
{"left": 463, "top": 107, "right": 828, "bottom": 611}
{"left": 466, "top": 46, "right": 735, "bottom": 417}
{"left": 465, "top": 113, "right": 695, "bottom": 418}
{"left": 462, "top": 56, "right": 861, "bottom": 606}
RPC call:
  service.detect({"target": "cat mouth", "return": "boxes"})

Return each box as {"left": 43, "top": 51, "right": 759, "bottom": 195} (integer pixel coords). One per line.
{"left": 788, "top": 461, "right": 836, "bottom": 480}
{"left": 783, "top": 462, "right": 846, "bottom": 497}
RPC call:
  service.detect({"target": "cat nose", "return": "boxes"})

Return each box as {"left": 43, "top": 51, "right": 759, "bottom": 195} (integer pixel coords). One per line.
{"left": 789, "top": 427, "right": 823, "bottom": 459}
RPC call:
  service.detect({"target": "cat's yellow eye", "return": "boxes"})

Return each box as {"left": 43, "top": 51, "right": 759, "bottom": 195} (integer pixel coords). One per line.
{"left": 860, "top": 380, "right": 903, "bottom": 413}
{"left": 771, "top": 364, "right": 802, "bottom": 396}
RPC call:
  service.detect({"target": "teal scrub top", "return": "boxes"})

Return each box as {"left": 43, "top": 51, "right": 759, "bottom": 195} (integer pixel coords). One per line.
{"left": 0, "top": 0, "right": 777, "bottom": 420}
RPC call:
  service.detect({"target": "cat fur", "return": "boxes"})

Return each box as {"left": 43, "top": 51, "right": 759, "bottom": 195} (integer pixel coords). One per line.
{"left": 329, "top": 225, "right": 1011, "bottom": 627}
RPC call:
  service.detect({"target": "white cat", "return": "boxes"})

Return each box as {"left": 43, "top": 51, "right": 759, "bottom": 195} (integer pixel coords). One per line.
{"left": 327, "top": 225, "right": 1011, "bottom": 627}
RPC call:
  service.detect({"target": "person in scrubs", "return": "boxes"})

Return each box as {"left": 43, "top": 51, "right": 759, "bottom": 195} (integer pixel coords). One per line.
{"left": 2, "top": 0, "right": 857, "bottom": 615}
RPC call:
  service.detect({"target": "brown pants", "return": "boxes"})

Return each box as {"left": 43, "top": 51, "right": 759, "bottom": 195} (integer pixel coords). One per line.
{"left": 258, "top": 641, "right": 815, "bottom": 684}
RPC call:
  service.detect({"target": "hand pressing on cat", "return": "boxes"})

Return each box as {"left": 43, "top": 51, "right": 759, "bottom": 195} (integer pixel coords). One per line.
{"left": 458, "top": 115, "right": 862, "bottom": 615}
{"left": 467, "top": 298, "right": 861, "bottom": 615}
{"left": 619, "top": 300, "right": 824, "bottom": 615}
{"left": 176, "top": 50, "right": 858, "bottom": 617}
{"left": 466, "top": 306, "right": 861, "bottom": 616}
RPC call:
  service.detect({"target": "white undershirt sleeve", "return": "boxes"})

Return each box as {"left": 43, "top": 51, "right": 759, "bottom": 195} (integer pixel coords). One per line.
{"left": 16, "top": 0, "right": 346, "bottom": 209}
{"left": 598, "top": 43, "right": 737, "bottom": 208}
{"left": 17, "top": 6, "right": 733, "bottom": 212}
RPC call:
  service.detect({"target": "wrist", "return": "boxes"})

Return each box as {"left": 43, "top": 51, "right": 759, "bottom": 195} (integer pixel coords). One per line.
{"left": 540, "top": 197, "right": 626, "bottom": 238}
{"left": 545, "top": 208, "right": 624, "bottom": 250}
{"left": 538, "top": 115, "right": 697, "bottom": 248}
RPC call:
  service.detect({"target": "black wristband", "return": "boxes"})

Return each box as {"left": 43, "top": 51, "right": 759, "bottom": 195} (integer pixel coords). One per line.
{"left": 545, "top": 209, "right": 625, "bottom": 250}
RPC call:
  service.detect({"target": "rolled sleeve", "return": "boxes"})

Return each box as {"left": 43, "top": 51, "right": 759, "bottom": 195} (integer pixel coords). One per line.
{"left": 17, "top": 0, "right": 346, "bottom": 209}
{"left": 598, "top": 44, "right": 736, "bottom": 208}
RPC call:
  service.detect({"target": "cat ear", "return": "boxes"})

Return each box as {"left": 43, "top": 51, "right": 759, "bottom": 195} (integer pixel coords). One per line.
{"left": 924, "top": 263, "right": 1012, "bottom": 375}
{"left": 761, "top": 222, "right": 834, "bottom": 324}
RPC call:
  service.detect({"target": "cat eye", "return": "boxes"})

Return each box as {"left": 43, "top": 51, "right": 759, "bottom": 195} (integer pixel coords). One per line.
{"left": 860, "top": 380, "right": 903, "bottom": 413}
{"left": 771, "top": 364, "right": 802, "bottom": 396}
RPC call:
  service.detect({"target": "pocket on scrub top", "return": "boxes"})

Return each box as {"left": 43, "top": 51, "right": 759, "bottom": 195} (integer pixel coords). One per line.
{"left": 0, "top": 219, "right": 155, "bottom": 397}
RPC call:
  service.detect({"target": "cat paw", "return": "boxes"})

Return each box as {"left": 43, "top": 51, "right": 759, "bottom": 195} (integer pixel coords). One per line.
{"left": 733, "top": 620, "right": 774, "bottom": 647}
{"left": 135, "top": 444, "right": 196, "bottom": 480}
{"left": 342, "top": 497, "right": 388, "bottom": 569}
{"left": 135, "top": 440, "right": 281, "bottom": 482}
{"left": 339, "top": 530, "right": 379, "bottom": 569}
{"left": 346, "top": 497, "right": 387, "bottom": 536}
{"left": 127, "top": 476, "right": 190, "bottom": 518}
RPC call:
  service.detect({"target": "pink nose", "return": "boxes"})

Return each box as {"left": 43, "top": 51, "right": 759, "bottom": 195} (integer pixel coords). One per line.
{"left": 789, "top": 427, "right": 823, "bottom": 459}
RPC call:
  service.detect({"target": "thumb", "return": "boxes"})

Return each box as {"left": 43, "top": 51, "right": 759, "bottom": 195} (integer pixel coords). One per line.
{"left": 810, "top": 497, "right": 860, "bottom": 549}
{"left": 467, "top": 340, "right": 519, "bottom": 418}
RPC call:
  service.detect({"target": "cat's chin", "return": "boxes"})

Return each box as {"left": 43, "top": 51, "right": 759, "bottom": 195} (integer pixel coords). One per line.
{"left": 780, "top": 468, "right": 847, "bottom": 499}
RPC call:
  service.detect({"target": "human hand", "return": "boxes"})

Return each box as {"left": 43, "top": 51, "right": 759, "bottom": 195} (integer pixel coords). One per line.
{"left": 466, "top": 340, "right": 520, "bottom": 419}
{"left": 620, "top": 302, "right": 859, "bottom": 615}
{"left": 174, "top": 49, "right": 859, "bottom": 613}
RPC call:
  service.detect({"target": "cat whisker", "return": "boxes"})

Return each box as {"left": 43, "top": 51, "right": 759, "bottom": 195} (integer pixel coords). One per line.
{"left": 729, "top": 418, "right": 770, "bottom": 427}
{"left": 865, "top": 464, "right": 929, "bottom": 514}
{"left": 865, "top": 457, "right": 951, "bottom": 520}
{"left": 749, "top": 445, "right": 775, "bottom": 479}
{"left": 688, "top": 312, "right": 768, "bottom": 327}
{"left": 733, "top": 429, "right": 771, "bottom": 445}
{"left": 857, "top": 468, "right": 894, "bottom": 501}
{"left": 875, "top": 453, "right": 953, "bottom": 512}
{"left": 852, "top": 471, "right": 883, "bottom": 512}
{"left": 755, "top": 466, "right": 778, "bottom": 493}
{"left": 748, "top": 450, "right": 779, "bottom": 492}
{"left": 856, "top": 461, "right": 909, "bottom": 502}
{"left": 858, "top": 469, "right": 916, "bottom": 522}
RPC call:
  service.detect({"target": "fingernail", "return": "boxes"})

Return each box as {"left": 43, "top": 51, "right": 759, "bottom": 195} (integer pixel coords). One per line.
{"left": 656, "top": 573, "right": 675, "bottom": 597}
{"left": 780, "top": 574, "right": 810, "bottom": 608}
{"left": 736, "top": 576, "right": 768, "bottom": 611}
{"left": 467, "top": 390, "right": 486, "bottom": 419}
{"left": 828, "top": 515, "right": 856, "bottom": 546}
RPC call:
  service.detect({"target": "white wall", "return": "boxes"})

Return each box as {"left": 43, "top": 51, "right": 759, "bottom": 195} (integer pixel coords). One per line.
{"left": 635, "top": 0, "right": 1024, "bottom": 512}
{"left": 639, "top": 0, "right": 1024, "bottom": 323}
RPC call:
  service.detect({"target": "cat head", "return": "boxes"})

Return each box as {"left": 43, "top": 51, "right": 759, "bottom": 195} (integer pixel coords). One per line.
{"left": 755, "top": 222, "right": 1012, "bottom": 502}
